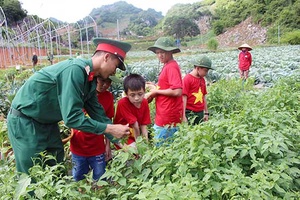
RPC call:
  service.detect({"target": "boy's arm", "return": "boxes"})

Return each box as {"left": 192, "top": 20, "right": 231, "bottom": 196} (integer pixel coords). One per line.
{"left": 182, "top": 95, "right": 188, "bottom": 122}
{"left": 203, "top": 96, "right": 209, "bottom": 121}
{"left": 140, "top": 125, "right": 148, "bottom": 141}
{"left": 105, "top": 137, "right": 112, "bottom": 161}
{"left": 151, "top": 88, "right": 182, "bottom": 97}
{"left": 132, "top": 121, "right": 140, "bottom": 139}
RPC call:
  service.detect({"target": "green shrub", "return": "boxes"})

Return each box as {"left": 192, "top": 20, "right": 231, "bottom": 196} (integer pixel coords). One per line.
{"left": 212, "top": 20, "right": 224, "bottom": 35}
{"left": 207, "top": 38, "right": 219, "bottom": 51}
{"left": 281, "top": 30, "right": 300, "bottom": 45}
{"left": 98, "top": 76, "right": 300, "bottom": 199}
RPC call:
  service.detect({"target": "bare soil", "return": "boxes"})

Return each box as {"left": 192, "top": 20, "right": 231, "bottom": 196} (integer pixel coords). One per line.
{"left": 216, "top": 17, "right": 267, "bottom": 49}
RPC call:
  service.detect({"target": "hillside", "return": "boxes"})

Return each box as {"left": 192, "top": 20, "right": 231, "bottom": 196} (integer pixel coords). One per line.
{"left": 87, "top": 1, "right": 163, "bottom": 37}
{"left": 216, "top": 17, "right": 267, "bottom": 48}
{"left": 2, "top": 0, "right": 299, "bottom": 60}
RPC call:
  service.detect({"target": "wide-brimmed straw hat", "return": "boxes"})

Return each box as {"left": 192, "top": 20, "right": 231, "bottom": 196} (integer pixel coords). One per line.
{"left": 147, "top": 37, "right": 181, "bottom": 54}
{"left": 238, "top": 43, "right": 252, "bottom": 51}
{"left": 93, "top": 38, "right": 132, "bottom": 71}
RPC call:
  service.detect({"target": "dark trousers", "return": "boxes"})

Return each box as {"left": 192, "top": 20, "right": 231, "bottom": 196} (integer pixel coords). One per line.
{"left": 185, "top": 110, "right": 204, "bottom": 125}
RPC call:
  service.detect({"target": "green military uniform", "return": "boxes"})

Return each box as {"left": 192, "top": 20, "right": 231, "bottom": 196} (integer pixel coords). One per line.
{"left": 7, "top": 58, "right": 112, "bottom": 173}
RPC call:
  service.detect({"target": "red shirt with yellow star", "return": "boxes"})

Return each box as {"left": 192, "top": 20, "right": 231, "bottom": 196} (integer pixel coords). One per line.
{"left": 183, "top": 74, "right": 207, "bottom": 112}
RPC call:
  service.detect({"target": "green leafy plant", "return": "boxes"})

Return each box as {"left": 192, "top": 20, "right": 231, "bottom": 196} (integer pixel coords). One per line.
{"left": 96, "top": 76, "right": 300, "bottom": 199}
{"left": 281, "top": 30, "right": 300, "bottom": 45}
{"left": 0, "top": 45, "right": 299, "bottom": 199}
{"left": 207, "top": 38, "right": 219, "bottom": 51}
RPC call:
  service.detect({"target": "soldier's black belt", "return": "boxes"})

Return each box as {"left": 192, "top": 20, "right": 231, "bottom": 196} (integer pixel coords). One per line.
{"left": 9, "top": 108, "right": 28, "bottom": 118}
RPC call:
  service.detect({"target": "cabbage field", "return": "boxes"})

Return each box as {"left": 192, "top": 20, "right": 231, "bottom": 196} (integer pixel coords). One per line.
{"left": 128, "top": 45, "right": 300, "bottom": 85}
{"left": 0, "top": 45, "right": 299, "bottom": 199}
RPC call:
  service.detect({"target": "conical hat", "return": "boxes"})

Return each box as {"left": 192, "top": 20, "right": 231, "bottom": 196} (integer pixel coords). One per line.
{"left": 238, "top": 43, "right": 252, "bottom": 51}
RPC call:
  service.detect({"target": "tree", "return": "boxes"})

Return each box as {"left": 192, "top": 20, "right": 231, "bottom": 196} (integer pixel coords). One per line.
{"left": 90, "top": 1, "right": 142, "bottom": 25}
{"left": 163, "top": 16, "right": 200, "bottom": 39}
{"left": 1, "top": 0, "right": 27, "bottom": 26}
{"left": 127, "top": 9, "right": 162, "bottom": 36}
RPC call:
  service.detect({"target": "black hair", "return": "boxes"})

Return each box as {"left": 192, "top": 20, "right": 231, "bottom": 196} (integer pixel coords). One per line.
{"left": 123, "top": 74, "right": 146, "bottom": 94}
{"left": 93, "top": 50, "right": 117, "bottom": 59}
{"left": 97, "top": 76, "right": 112, "bottom": 83}
{"left": 93, "top": 50, "right": 105, "bottom": 57}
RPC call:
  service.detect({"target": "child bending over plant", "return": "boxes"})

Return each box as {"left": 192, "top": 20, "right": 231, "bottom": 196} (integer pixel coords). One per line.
{"left": 114, "top": 74, "right": 151, "bottom": 149}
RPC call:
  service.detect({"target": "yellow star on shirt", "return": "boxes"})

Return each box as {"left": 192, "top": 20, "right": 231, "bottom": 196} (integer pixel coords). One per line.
{"left": 192, "top": 88, "right": 203, "bottom": 104}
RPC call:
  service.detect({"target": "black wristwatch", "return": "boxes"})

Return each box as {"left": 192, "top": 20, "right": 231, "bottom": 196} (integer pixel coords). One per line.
{"left": 204, "top": 112, "right": 209, "bottom": 116}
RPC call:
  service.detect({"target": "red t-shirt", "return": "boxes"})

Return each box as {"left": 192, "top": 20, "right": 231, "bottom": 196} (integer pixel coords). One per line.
{"left": 238, "top": 51, "right": 252, "bottom": 71}
{"left": 97, "top": 91, "right": 114, "bottom": 119}
{"left": 155, "top": 60, "right": 183, "bottom": 126}
{"left": 183, "top": 74, "right": 207, "bottom": 112}
{"left": 70, "top": 91, "right": 114, "bottom": 157}
{"left": 113, "top": 97, "right": 151, "bottom": 145}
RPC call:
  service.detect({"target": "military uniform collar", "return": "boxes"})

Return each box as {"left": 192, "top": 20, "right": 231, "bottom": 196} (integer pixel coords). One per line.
{"left": 84, "top": 59, "right": 95, "bottom": 81}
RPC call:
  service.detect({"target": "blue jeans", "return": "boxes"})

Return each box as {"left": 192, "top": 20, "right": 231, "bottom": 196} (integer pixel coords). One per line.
{"left": 72, "top": 153, "right": 106, "bottom": 181}
{"left": 153, "top": 124, "right": 178, "bottom": 146}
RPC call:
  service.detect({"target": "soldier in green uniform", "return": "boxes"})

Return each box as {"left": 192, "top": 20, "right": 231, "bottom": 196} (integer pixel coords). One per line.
{"left": 7, "top": 38, "right": 131, "bottom": 174}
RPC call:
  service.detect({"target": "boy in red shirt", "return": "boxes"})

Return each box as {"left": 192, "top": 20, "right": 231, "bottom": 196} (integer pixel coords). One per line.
{"left": 114, "top": 74, "right": 151, "bottom": 149}
{"left": 238, "top": 43, "right": 252, "bottom": 80}
{"left": 146, "top": 37, "right": 183, "bottom": 145}
{"left": 182, "top": 56, "right": 213, "bottom": 125}
{"left": 70, "top": 76, "right": 118, "bottom": 185}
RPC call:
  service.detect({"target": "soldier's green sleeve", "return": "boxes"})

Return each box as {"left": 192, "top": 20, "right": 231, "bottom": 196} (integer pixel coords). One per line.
{"left": 84, "top": 91, "right": 115, "bottom": 141}
{"left": 56, "top": 65, "right": 109, "bottom": 134}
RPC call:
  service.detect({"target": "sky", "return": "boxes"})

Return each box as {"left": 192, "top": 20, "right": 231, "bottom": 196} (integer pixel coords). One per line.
{"left": 20, "top": 0, "right": 201, "bottom": 23}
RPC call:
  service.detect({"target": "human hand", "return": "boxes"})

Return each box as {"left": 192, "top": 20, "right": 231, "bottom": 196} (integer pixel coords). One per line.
{"left": 144, "top": 92, "right": 154, "bottom": 103}
{"left": 146, "top": 82, "right": 156, "bottom": 91}
{"left": 105, "top": 124, "right": 130, "bottom": 138}
{"left": 203, "top": 115, "right": 209, "bottom": 121}
{"left": 146, "top": 82, "right": 159, "bottom": 98}
{"left": 182, "top": 116, "right": 188, "bottom": 123}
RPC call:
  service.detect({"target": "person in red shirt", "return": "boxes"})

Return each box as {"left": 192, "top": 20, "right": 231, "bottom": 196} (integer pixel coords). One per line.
{"left": 146, "top": 37, "right": 183, "bottom": 146}
{"left": 114, "top": 74, "right": 151, "bottom": 149}
{"left": 238, "top": 43, "right": 252, "bottom": 80}
{"left": 182, "top": 56, "right": 213, "bottom": 125}
{"left": 70, "top": 76, "right": 119, "bottom": 186}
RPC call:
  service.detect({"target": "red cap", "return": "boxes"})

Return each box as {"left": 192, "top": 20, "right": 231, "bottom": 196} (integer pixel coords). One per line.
{"left": 96, "top": 43, "right": 126, "bottom": 60}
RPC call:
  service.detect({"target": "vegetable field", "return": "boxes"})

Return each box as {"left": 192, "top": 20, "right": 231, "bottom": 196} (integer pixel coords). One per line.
{"left": 0, "top": 45, "right": 299, "bottom": 199}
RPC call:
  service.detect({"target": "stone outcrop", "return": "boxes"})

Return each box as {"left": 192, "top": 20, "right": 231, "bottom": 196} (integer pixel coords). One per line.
{"left": 216, "top": 17, "right": 267, "bottom": 48}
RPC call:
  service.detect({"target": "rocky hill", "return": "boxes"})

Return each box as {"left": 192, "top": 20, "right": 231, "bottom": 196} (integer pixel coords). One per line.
{"left": 216, "top": 17, "right": 267, "bottom": 49}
